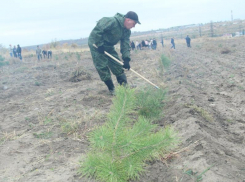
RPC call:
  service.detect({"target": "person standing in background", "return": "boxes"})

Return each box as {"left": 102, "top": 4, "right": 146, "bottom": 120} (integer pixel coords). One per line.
{"left": 152, "top": 38, "right": 157, "bottom": 50}
{"left": 160, "top": 37, "right": 164, "bottom": 47}
{"left": 17, "top": 44, "right": 22, "bottom": 60}
{"left": 185, "top": 35, "right": 191, "bottom": 48}
{"left": 9, "top": 45, "right": 13, "bottom": 57}
{"left": 131, "top": 41, "right": 135, "bottom": 50}
{"left": 135, "top": 41, "right": 139, "bottom": 50}
{"left": 13, "top": 46, "right": 17, "bottom": 58}
{"left": 171, "top": 37, "right": 175, "bottom": 49}
{"left": 36, "top": 45, "right": 42, "bottom": 61}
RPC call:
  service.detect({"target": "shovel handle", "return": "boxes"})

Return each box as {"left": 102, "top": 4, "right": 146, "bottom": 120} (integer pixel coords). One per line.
{"left": 93, "top": 44, "right": 160, "bottom": 89}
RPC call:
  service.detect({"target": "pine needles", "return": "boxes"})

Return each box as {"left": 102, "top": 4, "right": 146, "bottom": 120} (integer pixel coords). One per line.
{"left": 160, "top": 54, "right": 171, "bottom": 69}
{"left": 136, "top": 87, "right": 166, "bottom": 119}
{"left": 78, "top": 86, "right": 178, "bottom": 182}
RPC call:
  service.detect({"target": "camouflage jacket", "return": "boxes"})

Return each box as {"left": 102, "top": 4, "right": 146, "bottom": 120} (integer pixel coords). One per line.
{"left": 88, "top": 13, "right": 131, "bottom": 60}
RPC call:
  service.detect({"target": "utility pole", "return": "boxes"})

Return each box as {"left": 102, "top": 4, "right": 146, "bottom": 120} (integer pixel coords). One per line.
{"left": 199, "top": 25, "right": 202, "bottom": 37}
{"left": 210, "top": 21, "right": 214, "bottom": 37}
{"left": 231, "top": 10, "right": 233, "bottom": 21}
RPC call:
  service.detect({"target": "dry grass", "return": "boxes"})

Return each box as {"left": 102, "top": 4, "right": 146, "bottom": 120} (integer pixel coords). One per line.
{"left": 0, "top": 130, "right": 26, "bottom": 145}
{"left": 69, "top": 67, "right": 92, "bottom": 82}
{"left": 185, "top": 104, "right": 214, "bottom": 122}
{"left": 160, "top": 139, "right": 202, "bottom": 167}
{"left": 59, "top": 109, "right": 105, "bottom": 142}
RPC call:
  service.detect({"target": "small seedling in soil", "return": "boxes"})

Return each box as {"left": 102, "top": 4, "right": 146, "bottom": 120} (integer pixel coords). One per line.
{"left": 35, "top": 81, "right": 40, "bottom": 86}
{"left": 160, "top": 54, "right": 171, "bottom": 69}
{"left": 184, "top": 165, "right": 214, "bottom": 182}
{"left": 33, "top": 131, "right": 53, "bottom": 139}
{"left": 44, "top": 117, "right": 52, "bottom": 124}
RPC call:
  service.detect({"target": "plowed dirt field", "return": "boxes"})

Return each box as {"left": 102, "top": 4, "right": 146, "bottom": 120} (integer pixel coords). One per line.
{"left": 1, "top": 36, "right": 244, "bottom": 182}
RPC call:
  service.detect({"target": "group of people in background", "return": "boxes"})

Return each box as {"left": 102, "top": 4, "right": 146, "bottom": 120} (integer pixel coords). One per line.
{"left": 8, "top": 35, "right": 191, "bottom": 62}
{"left": 130, "top": 35, "right": 191, "bottom": 50}
{"left": 9, "top": 44, "right": 53, "bottom": 61}
{"left": 171, "top": 35, "right": 191, "bottom": 49}
{"left": 36, "top": 45, "right": 52, "bottom": 61}
{"left": 9, "top": 44, "right": 22, "bottom": 60}
{"left": 130, "top": 38, "right": 158, "bottom": 51}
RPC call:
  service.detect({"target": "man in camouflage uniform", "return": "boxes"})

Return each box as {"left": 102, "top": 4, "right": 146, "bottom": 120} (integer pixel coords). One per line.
{"left": 88, "top": 11, "right": 140, "bottom": 94}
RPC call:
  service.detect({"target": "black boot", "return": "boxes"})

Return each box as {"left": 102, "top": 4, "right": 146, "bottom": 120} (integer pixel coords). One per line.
{"left": 116, "top": 73, "right": 127, "bottom": 86}
{"left": 104, "top": 79, "right": 115, "bottom": 95}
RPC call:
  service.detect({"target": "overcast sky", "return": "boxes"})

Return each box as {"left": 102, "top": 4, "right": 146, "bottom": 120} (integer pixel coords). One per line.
{"left": 0, "top": 0, "right": 244, "bottom": 47}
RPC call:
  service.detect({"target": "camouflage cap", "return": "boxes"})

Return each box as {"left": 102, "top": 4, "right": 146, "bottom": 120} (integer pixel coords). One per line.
{"left": 125, "top": 11, "right": 141, "bottom": 24}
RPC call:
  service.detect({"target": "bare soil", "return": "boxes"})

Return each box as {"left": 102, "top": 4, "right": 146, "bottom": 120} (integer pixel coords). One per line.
{"left": 1, "top": 36, "right": 245, "bottom": 182}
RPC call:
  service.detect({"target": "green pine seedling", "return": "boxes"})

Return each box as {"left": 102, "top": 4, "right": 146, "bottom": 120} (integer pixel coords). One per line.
{"left": 160, "top": 54, "right": 171, "bottom": 69}
{"left": 78, "top": 86, "right": 179, "bottom": 182}
{"left": 136, "top": 87, "right": 166, "bottom": 119}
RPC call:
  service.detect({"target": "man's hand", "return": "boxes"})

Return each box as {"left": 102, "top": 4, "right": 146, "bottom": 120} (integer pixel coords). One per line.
{"left": 123, "top": 58, "right": 130, "bottom": 70}
{"left": 97, "top": 46, "right": 105, "bottom": 54}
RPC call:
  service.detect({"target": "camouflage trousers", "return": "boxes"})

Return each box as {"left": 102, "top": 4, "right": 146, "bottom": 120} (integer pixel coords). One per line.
{"left": 89, "top": 45, "right": 124, "bottom": 82}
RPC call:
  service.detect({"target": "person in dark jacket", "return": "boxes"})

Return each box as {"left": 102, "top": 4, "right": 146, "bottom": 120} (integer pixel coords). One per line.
{"left": 171, "top": 38, "right": 175, "bottom": 49}
{"left": 141, "top": 40, "right": 146, "bottom": 48}
{"left": 42, "top": 50, "right": 47, "bottom": 58}
{"left": 131, "top": 41, "right": 135, "bottom": 50}
{"left": 88, "top": 11, "right": 140, "bottom": 95}
{"left": 138, "top": 42, "right": 142, "bottom": 50}
{"left": 185, "top": 35, "right": 191, "bottom": 48}
{"left": 160, "top": 38, "right": 164, "bottom": 47}
{"left": 152, "top": 38, "right": 157, "bottom": 50}
{"left": 47, "top": 50, "right": 52, "bottom": 59}
{"left": 16, "top": 44, "right": 22, "bottom": 60}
